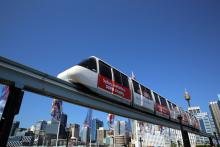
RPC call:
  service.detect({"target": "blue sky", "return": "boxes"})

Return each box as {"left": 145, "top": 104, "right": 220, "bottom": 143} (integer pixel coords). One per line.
{"left": 0, "top": 0, "right": 220, "bottom": 128}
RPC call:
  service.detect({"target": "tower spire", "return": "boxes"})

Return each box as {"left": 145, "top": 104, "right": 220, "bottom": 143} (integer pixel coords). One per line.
{"left": 184, "top": 88, "right": 191, "bottom": 107}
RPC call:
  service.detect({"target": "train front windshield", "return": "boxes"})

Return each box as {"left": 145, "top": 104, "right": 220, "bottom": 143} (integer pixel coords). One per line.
{"left": 78, "top": 58, "right": 97, "bottom": 72}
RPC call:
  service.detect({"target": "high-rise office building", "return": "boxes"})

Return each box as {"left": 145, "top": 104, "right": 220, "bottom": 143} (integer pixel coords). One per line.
{"left": 60, "top": 113, "right": 67, "bottom": 127}
{"left": 209, "top": 115, "right": 218, "bottom": 136}
{"left": 114, "top": 121, "right": 130, "bottom": 146}
{"left": 45, "top": 120, "right": 59, "bottom": 135}
{"left": 97, "top": 127, "right": 106, "bottom": 145}
{"left": 81, "top": 126, "right": 90, "bottom": 144}
{"left": 114, "top": 121, "right": 128, "bottom": 136}
{"left": 70, "top": 124, "right": 80, "bottom": 139}
{"left": 32, "top": 120, "right": 47, "bottom": 145}
{"left": 91, "top": 118, "right": 103, "bottom": 142}
{"left": 59, "top": 113, "right": 68, "bottom": 138}
{"left": 10, "top": 121, "right": 20, "bottom": 136}
{"left": 209, "top": 95, "right": 220, "bottom": 137}
{"left": 188, "top": 106, "right": 201, "bottom": 114}
{"left": 68, "top": 124, "right": 80, "bottom": 146}
{"left": 188, "top": 106, "right": 214, "bottom": 144}
{"left": 35, "top": 120, "right": 47, "bottom": 132}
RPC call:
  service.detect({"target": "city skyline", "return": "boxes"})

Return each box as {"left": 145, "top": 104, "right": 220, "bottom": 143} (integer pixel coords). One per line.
{"left": 0, "top": 0, "right": 220, "bottom": 130}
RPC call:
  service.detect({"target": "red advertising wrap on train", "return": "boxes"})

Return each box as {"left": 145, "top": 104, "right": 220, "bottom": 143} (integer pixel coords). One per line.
{"left": 97, "top": 74, "right": 131, "bottom": 100}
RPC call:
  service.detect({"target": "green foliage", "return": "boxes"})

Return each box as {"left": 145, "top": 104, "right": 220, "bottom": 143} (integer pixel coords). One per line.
{"left": 170, "top": 142, "right": 177, "bottom": 147}
{"left": 196, "top": 145, "right": 211, "bottom": 147}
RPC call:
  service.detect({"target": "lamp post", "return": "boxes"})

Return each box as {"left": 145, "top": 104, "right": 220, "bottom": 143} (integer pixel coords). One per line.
{"left": 139, "top": 137, "right": 143, "bottom": 147}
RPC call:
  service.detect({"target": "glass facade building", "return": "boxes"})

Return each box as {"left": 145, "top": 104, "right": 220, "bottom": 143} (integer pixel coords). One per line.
{"left": 209, "top": 97, "right": 220, "bottom": 137}
{"left": 188, "top": 106, "right": 214, "bottom": 144}
{"left": 91, "top": 118, "right": 103, "bottom": 142}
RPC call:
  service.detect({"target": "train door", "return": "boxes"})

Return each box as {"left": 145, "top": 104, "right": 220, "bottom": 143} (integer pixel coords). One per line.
{"left": 132, "top": 80, "right": 142, "bottom": 108}
{"left": 185, "top": 112, "right": 191, "bottom": 126}
{"left": 179, "top": 108, "right": 189, "bottom": 126}
{"left": 173, "top": 104, "right": 181, "bottom": 121}
{"left": 187, "top": 112, "right": 193, "bottom": 127}
{"left": 159, "top": 96, "right": 170, "bottom": 118}
{"left": 194, "top": 116, "right": 200, "bottom": 130}
{"left": 97, "top": 60, "right": 113, "bottom": 94}
{"left": 140, "top": 85, "right": 154, "bottom": 113}
{"left": 97, "top": 60, "right": 131, "bottom": 105}
{"left": 112, "top": 69, "right": 131, "bottom": 101}
{"left": 153, "top": 92, "right": 165, "bottom": 118}
{"left": 168, "top": 101, "right": 175, "bottom": 121}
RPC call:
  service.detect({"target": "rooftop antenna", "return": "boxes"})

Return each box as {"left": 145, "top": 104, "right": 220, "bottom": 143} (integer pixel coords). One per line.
{"left": 131, "top": 71, "right": 136, "bottom": 80}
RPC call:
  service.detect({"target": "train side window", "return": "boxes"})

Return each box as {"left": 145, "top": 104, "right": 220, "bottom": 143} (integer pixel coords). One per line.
{"left": 154, "top": 93, "right": 160, "bottom": 104}
{"left": 121, "top": 74, "right": 129, "bottom": 88}
{"left": 160, "top": 97, "right": 168, "bottom": 108}
{"left": 99, "top": 61, "right": 112, "bottom": 80}
{"left": 132, "top": 80, "right": 141, "bottom": 94}
{"left": 78, "top": 58, "right": 97, "bottom": 72}
{"left": 173, "top": 104, "right": 177, "bottom": 110}
{"left": 140, "top": 85, "right": 152, "bottom": 100}
{"left": 168, "top": 101, "right": 172, "bottom": 110}
{"left": 113, "top": 69, "right": 122, "bottom": 85}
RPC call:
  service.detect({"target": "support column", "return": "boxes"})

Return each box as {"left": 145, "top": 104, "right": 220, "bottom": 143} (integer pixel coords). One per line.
{"left": 209, "top": 137, "right": 214, "bottom": 146}
{"left": 0, "top": 86, "right": 24, "bottom": 146}
{"left": 178, "top": 116, "right": 191, "bottom": 147}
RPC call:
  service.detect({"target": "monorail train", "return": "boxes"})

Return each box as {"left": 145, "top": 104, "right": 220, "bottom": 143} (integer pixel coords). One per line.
{"left": 57, "top": 56, "right": 200, "bottom": 130}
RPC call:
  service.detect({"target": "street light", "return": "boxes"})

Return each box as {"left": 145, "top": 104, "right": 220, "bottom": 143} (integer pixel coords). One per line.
{"left": 139, "top": 137, "right": 143, "bottom": 147}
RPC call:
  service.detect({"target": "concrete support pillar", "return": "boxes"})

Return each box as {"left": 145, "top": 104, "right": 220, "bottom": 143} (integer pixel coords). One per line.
{"left": 178, "top": 116, "right": 191, "bottom": 147}
{"left": 0, "top": 86, "right": 24, "bottom": 146}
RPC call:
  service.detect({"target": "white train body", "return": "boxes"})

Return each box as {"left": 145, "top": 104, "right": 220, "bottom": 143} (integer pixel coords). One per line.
{"left": 57, "top": 56, "right": 200, "bottom": 130}
{"left": 58, "top": 65, "right": 98, "bottom": 89}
